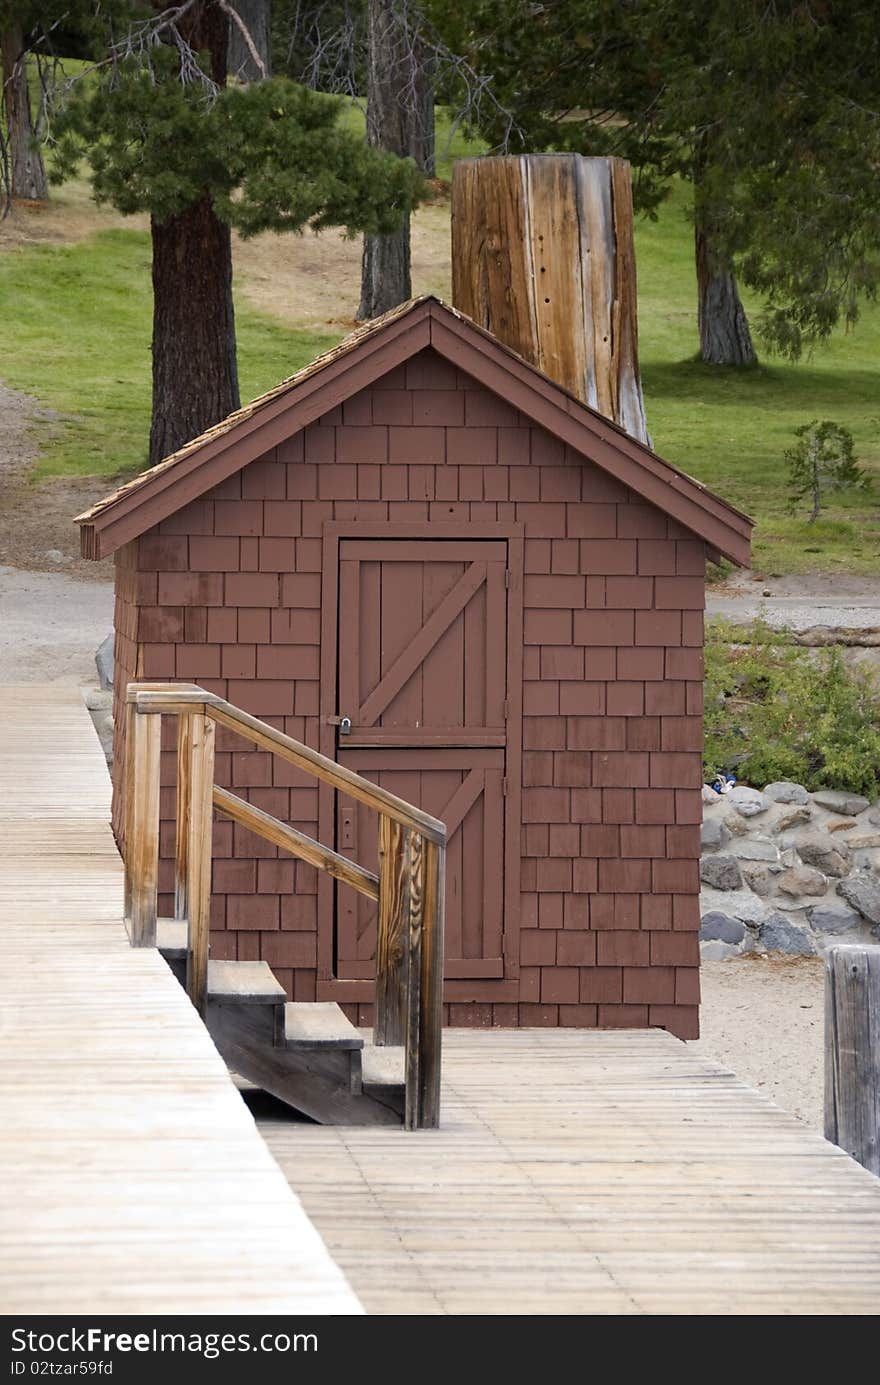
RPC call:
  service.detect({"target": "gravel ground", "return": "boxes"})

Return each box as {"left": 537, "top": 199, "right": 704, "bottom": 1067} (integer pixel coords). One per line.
{"left": 707, "top": 570, "right": 880, "bottom": 634}
{"left": 0, "top": 565, "right": 113, "bottom": 684}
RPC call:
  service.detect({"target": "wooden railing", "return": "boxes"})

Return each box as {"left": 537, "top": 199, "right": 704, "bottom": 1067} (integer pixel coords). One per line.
{"left": 123, "top": 681, "right": 446, "bottom": 1130}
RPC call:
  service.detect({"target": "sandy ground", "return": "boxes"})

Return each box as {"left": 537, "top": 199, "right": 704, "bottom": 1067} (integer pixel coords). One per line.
{"left": 0, "top": 565, "right": 112, "bottom": 683}
{"left": 689, "top": 956, "right": 825, "bottom": 1129}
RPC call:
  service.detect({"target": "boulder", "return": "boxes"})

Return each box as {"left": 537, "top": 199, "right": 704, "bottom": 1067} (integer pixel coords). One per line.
{"left": 763, "top": 781, "right": 810, "bottom": 805}
{"left": 775, "top": 806, "right": 812, "bottom": 832}
{"left": 699, "top": 854, "right": 743, "bottom": 890}
{"left": 701, "top": 939, "right": 745, "bottom": 961}
{"left": 723, "top": 811, "right": 750, "bottom": 837}
{"left": 740, "top": 863, "right": 773, "bottom": 896}
{"left": 728, "top": 786, "right": 770, "bottom": 818}
{"left": 700, "top": 818, "right": 731, "bottom": 852}
{"left": 836, "top": 874, "right": 880, "bottom": 927}
{"left": 809, "top": 902, "right": 862, "bottom": 934}
{"left": 845, "top": 833, "right": 880, "bottom": 851}
{"left": 758, "top": 915, "right": 817, "bottom": 955}
{"left": 95, "top": 634, "right": 114, "bottom": 691}
{"left": 700, "top": 885, "right": 769, "bottom": 925}
{"left": 730, "top": 837, "right": 779, "bottom": 863}
{"left": 777, "top": 865, "right": 827, "bottom": 899}
{"left": 701, "top": 783, "right": 719, "bottom": 804}
{"left": 812, "top": 789, "right": 870, "bottom": 816}
{"left": 827, "top": 818, "right": 858, "bottom": 834}
{"left": 796, "top": 834, "right": 849, "bottom": 878}
{"left": 699, "top": 912, "right": 746, "bottom": 945}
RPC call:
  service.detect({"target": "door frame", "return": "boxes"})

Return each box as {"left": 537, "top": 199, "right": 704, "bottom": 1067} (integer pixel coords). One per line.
{"left": 316, "top": 521, "right": 524, "bottom": 1006}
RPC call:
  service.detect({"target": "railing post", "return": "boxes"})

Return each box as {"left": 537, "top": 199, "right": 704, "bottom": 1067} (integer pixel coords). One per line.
{"left": 185, "top": 711, "right": 215, "bottom": 1015}
{"left": 825, "top": 944, "right": 880, "bottom": 1176}
{"left": 124, "top": 696, "right": 161, "bottom": 947}
{"left": 375, "top": 815, "right": 410, "bottom": 1047}
{"left": 174, "top": 713, "right": 193, "bottom": 923}
{"left": 406, "top": 836, "right": 444, "bottom": 1131}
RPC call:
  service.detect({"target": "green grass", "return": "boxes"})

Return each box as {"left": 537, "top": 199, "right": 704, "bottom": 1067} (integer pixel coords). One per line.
{"left": 0, "top": 227, "right": 336, "bottom": 480}
{"left": 636, "top": 182, "right": 880, "bottom": 574}
{"left": 1, "top": 97, "right": 878, "bottom": 570}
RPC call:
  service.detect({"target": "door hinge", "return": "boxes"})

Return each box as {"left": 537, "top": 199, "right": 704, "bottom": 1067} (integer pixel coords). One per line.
{"left": 504, "top": 569, "right": 511, "bottom": 589}
{"left": 503, "top": 698, "right": 510, "bottom": 720}
{"left": 502, "top": 776, "right": 509, "bottom": 797}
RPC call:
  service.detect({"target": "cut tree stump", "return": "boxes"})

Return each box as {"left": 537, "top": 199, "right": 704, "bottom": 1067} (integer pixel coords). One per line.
{"left": 825, "top": 944, "right": 880, "bottom": 1175}
{"left": 452, "top": 154, "right": 649, "bottom": 444}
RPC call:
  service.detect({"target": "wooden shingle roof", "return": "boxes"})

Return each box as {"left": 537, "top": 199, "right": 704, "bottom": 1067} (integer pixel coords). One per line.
{"left": 76, "top": 296, "right": 752, "bottom": 564}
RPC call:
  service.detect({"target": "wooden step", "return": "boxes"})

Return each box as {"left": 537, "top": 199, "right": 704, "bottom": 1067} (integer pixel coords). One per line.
{"left": 207, "top": 960, "right": 286, "bottom": 1005}
{"left": 283, "top": 1002, "right": 364, "bottom": 1051}
{"left": 156, "top": 917, "right": 187, "bottom": 959}
{"left": 361, "top": 1044, "right": 405, "bottom": 1091}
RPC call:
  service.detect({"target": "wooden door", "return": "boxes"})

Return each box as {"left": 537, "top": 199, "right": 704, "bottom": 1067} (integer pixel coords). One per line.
{"left": 330, "top": 539, "right": 509, "bottom": 980}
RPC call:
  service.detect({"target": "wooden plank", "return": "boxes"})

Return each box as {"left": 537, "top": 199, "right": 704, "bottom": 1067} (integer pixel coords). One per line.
{"left": 124, "top": 700, "right": 160, "bottom": 947}
{"left": 213, "top": 784, "right": 380, "bottom": 901}
{"left": 209, "top": 702, "right": 445, "bottom": 843}
{"left": 0, "top": 685, "right": 361, "bottom": 1316}
{"left": 825, "top": 944, "right": 880, "bottom": 1175}
{"left": 258, "top": 1026, "right": 880, "bottom": 1316}
{"left": 174, "top": 712, "right": 192, "bottom": 922}
{"left": 375, "top": 816, "right": 410, "bottom": 1048}
{"left": 416, "top": 837, "right": 444, "bottom": 1130}
{"left": 283, "top": 1002, "right": 364, "bottom": 1051}
{"left": 185, "top": 712, "right": 215, "bottom": 1014}
{"left": 207, "top": 960, "right": 287, "bottom": 1004}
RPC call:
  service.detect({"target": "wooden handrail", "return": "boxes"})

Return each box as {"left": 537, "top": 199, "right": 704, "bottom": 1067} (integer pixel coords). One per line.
{"left": 213, "top": 785, "right": 380, "bottom": 901}
{"left": 124, "top": 681, "right": 446, "bottom": 1130}
{"left": 130, "top": 685, "right": 445, "bottom": 844}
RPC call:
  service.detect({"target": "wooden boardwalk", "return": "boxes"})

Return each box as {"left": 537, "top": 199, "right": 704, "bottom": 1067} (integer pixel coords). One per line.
{"left": 0, "top": 685, "right": 360, "bottom": 1315}
{"left": 259, "top": 1028, "right": 880, "bottom": 1315}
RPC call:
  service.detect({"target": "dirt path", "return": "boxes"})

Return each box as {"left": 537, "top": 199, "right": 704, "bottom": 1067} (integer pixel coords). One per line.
{"left": 0, "top": 381, "right": 114, "bottom": 578}
{"left": 708, "top": 570, "right": 880, "bottom": 634}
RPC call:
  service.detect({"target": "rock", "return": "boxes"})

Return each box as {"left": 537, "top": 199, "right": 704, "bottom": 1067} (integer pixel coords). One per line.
{"left": 827, "top": 818, "right": 857, "bottom": 834}
{"left": 836, "top": 873, "right": 880, "bottom": 927}
{"left": 759, "top": 915, "right": 817, "bottom": 955}
{"left": 809, "top": 902, "right": 862, "bottom": 934}
{"left": 699, "top": 854, "right": 743, "bottom": 890}
{"left": 728, "top": 786, "right": 770, "bottom": 818}
{"left": 845, "top": 833, "right": 880, "bottom": 851}
{"left": 779, "top": 847, "right": 800, "bottom": 868}
{"left": 740, "top": 863, "right": 773, "bottom": 896}
{"left": 701, "top": 939, "right": 744, "bottom": 961}
{"left": 777, "top": 865, "right": 827, "bottom": 898}
{"left": 763, "top": 781, "right": 810, "bottom": 805}
{"left": 43, "top": 548, "right": 67, "bottom": 564}
{"left": 95, "top": 634, "right": 114, "bottom": 691}
{"left": 700, "top": 885, "right": 769, "bottom": 925}
{"left": 812, "top": 789, "right": 870, "bottom": 816}
{"left": 723, "top": 811, "right": 750, "bottom": 837}
{"left": 700, "top": 818, "right": 731, "bottom": 852}
{"left": 700, "top": 912, "right": 746, "bottom": 944}
{"left": 701, "top": 783, "right": 718, "bottom": 805}
{"left": 796, "top": 834, "right": 849, "bottom": 878}
{"left": 775, "top": 806, "right": 812, "bottom": 832}
{"left": 730, "top": 837, "right": 779, "bottom": 863}
{"left": 867, "top": 807, "right": 880, "bottom": 827}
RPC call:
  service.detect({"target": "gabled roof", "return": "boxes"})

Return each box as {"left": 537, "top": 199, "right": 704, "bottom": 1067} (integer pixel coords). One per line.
{"left": 76, "top": 296, "right": 752, "bottom": 564}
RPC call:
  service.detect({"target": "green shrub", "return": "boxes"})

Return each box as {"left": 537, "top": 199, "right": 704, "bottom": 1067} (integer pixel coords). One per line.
{"left": 704, "top": 618, "right": 880, "bottom": 797}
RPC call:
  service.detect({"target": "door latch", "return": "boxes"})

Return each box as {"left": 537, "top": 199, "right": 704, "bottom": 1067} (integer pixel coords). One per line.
{"left": 327, "top": 714, "right": 352, "bottom": 735}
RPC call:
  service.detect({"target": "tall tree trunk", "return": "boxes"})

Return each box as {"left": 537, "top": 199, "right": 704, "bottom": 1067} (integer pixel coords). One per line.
{"left": 227, "top": 0, "right": 271, "bottom": 82}
{"left": 149, "top": 1, "right": 238, "bottom": 465}
{"left": 149, "top": 195, "right": 239, "bottom": 465}
{"left": 1, "top": 25, "right": 48, "bottom": 202}
{"left": 358, "top": 0, "right": 434, "bottom": 319}
{"left": 692, "top": 147, "right": 755, "bottom": 367}
{"left": 694, "top": 218, "right": 756, "bottom": 366}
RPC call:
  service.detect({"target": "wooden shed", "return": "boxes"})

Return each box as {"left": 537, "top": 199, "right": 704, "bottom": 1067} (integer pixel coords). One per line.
{"left": 78, "top": 296, "right": 752, "bottom": 1040}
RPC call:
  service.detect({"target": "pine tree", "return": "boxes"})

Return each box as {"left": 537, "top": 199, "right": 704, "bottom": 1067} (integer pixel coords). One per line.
{"left": 1, "top": 4, "right": 50, "bottom": 203}
{"left": 52, "top": 1, "right": 423, "bottom": 465}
